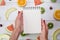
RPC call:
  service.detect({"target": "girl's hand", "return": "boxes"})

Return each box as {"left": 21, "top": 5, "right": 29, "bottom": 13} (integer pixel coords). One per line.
{"left": 15, "top": 11, "right": 23, "bottom": 33}
{"left": 37, "top": 19, "right": 48, "bottom": 40}
{"left": 10, "top": 11, "right": 23, "bottom": 40}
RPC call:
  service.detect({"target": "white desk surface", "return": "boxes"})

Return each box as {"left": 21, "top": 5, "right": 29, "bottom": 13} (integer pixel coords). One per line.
{"left": 0, "top": 0, "right": 60, "bottom": 40}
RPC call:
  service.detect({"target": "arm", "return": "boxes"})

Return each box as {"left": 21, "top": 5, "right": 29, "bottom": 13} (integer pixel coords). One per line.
{"left": 9, "top": 26, "right": 21, "bottom": 40}
{"left": 9, "top": 11, "right": 23, "bottom": 40}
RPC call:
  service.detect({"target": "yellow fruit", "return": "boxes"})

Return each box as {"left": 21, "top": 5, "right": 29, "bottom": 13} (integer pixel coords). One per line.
{"left": 17, "top": 0, "right": 26, "bottom": 7}
{"left": 54, "top": 10, "right": 60, "bottom": 20}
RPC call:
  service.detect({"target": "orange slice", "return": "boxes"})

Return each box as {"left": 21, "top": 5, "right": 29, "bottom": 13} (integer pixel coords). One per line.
{"left": 34, "top": 0, "right": 42, "bottom": 6}
{"left": 17, "top": 0, "right": 26, "bottom": 7}
{"left": 6, "top": 24, "right": 14, "bottom": 32}
{"left": 54, "top": 10, "right": 60, "bottom": 20}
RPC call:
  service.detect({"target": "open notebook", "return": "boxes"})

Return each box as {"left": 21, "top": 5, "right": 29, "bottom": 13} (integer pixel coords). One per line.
{"left": 23, "top": 7, "right": 41, "bottom": 34}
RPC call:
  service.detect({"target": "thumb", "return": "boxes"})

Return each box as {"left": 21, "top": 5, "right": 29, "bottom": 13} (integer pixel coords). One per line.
{"left": 18, "top": 11, "right": 23, "bottom": 19}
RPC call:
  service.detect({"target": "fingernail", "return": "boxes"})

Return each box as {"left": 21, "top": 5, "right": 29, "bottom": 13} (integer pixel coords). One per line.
{"left": 18, "top": 11, "right": 20, "bottom": 14}
{"left": 44, "top": 20, "right": 45, "bottom": 23}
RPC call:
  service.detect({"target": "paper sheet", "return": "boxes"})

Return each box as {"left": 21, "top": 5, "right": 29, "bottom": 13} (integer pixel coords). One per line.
{"left": 23, "top": 8, "right": 41, "bottom": 34}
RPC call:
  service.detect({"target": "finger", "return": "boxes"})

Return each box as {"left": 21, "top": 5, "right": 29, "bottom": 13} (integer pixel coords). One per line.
{"left": 44, "top": 20, "right": 48, "bottom": 32}
{"left": 16, "top": 11, "right": 20, "bottom": 19}
{"left": 46, "top": 25, "right": 48, "bottom": 31}
{"left": 44, "top": 20, "right": 48, "bottom": 36}
{"left": 15, "top": 11, "right": 23, "bottom": 22}
{"left": 46, "top": 25, "right": 48, "bottom": 35}
{"left": 41, "top": 19, "right": 46, "bottom": 31}
{"left": 21, "top": 11, "right": 23, "bottom": 20}
{"left": 18, "top": 11, "right": 23, "bottom": 19}
{"left": 41, "top": 19, "right": 43, "bottom": 30}
{"left": 16, "top": 11, "right": 20, "bottom": 18}
{"left": 46, "top": 25, "right": 48, "bottom": 33}
{"left": 19, "top": 11, "right": 23, "bottom": 28}
{"left": 20, "top": 11, "right": 23, "bottom": 23}
{"left": 44, "top": 20, "right": 47, "bottom": 30}
{"left": 21, "top": 11, "right": 23, "bottom": 17}
{"left": 41, "top": 19, "right": 43, "bottom": 27}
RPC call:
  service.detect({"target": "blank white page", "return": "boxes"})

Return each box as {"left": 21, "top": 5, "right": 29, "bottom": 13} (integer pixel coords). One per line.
{"left": 23, "top": 7, "right": 41, "bottom": 34}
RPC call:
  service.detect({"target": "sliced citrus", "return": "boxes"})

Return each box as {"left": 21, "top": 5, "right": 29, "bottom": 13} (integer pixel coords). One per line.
{"left": 17, "top": 0, "right": 26, "bottom": 7}
{"left": 54, "top": 10, "right": 60, "bottom": 20}
{"left": 6, "top": 24, "right": 14, "bottom": 32}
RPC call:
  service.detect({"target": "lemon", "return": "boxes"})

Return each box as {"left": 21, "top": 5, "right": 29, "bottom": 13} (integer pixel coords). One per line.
{"left": 54, "top": 10, "right": 60, "bottom": 20}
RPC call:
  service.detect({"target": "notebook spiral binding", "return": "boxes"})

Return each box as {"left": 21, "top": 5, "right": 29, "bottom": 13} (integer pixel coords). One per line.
{"left": 23, "top": 7, "right": 40, "bottom": 9}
